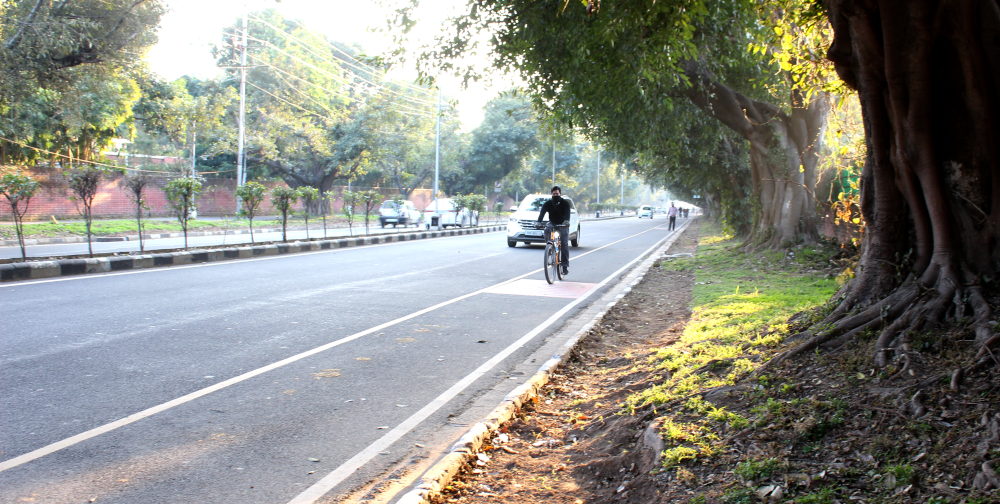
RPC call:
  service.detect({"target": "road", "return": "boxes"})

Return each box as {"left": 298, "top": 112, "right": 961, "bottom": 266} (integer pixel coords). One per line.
{"left": 0, "top": 215, "right": 684, "bottom": 504}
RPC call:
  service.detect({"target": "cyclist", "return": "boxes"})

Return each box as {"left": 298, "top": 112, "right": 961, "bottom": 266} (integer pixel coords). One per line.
{"left": 537, "top": 186, "right": 571, "bottom": 275}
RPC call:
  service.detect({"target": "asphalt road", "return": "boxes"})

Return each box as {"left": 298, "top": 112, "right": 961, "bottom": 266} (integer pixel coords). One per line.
{"left": 0, "top": 215, "right": 685, "bottom": 504}
{"left": 0, "top": 217, "right": 507, "bottom": 260}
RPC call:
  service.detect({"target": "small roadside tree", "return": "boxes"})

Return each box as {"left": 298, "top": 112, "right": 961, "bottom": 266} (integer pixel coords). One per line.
{"left": 164, "top": 177, "right": 202, "bottom": 248}
{"left": 465, "top": 194, "right": 487, "bottom": 226}
{"left": 0, "top": 171, "right": 40, "bottom": 261}
{"left": 321, "top": 190, "right": 336, "bottom": 238}
{"left": 236, "top": 181, "right": 267, "bottom": 244}
{"left": 271, "top": 186, "right": 298, "bottom": 242}
{"left": 120, "top": 172, "right": 150, "bottom": 252}
{"left": 358, "top": 190, "right": 382, "bottom": 235}
{"left": 342, "top": 190, "right": 360, "bottom": 236}
{"left": 67, "top": 167, "right": 104, "bottom": 257}
{"left": 450, "top": 194, "right": 471, "bottom": 226}
{"left": 297, "top": 186, "right": 320, "bottom": 239}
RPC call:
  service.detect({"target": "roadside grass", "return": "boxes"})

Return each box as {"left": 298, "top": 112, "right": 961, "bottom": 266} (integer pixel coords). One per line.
{"left": 0, "top": 215, "right": 376, "bottom": 240}
{"left": 626, "top": 224, "right": 840, "bottom": 471}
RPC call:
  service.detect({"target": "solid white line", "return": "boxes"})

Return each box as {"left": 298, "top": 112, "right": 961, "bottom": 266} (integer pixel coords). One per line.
{"left": 0, "top": 269, "right": 525, "bottom": 473}
{"left": 0, "top": 223, "right": 672, "bottom": 475}
{"left": 285, "top": 225, "right": 678, "bottom": 503}
{"left": 0, "top": 232, "right": 482, "bottom": 288}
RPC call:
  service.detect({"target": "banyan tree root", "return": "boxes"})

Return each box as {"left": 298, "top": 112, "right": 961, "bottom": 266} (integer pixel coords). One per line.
{"left": 768, "top": 268, "right": 995, "bottom": 373}
{"left": 974, "top": 461, "right": 1000, "bottom": 491}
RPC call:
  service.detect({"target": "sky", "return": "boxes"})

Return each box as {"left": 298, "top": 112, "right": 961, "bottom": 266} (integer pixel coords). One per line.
{"left": 143, "top": 0, "right": 512, "bottom": 129}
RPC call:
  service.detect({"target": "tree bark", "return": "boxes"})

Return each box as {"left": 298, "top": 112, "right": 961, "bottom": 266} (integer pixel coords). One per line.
{"left": 782, "top": 0, "right": 1000, "bottom": 367}
{"left": 683, "top": 63, "right": 828, "bottom": 247}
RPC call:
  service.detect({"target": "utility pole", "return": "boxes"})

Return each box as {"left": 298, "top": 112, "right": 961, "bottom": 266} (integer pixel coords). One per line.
{"left": 190, "top": 124, "right": 197, "bottom": 177}
{"left": 620, "top": 170, "right": 625, "bottom": 215}
{"left": 596, "top": 149, "right": 601, "bottom": 204}
{"left": 551, "top": 139, "right": 556, "bottom": 185}
{"left": 235, "top": 12, "right": 248, "bottom": 212}
{"left": 432, "top": 89, "right": 441, "bottom": 226}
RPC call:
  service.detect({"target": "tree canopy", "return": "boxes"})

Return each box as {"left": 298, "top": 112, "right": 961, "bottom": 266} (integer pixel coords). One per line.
{"left": 0, "top": 0, "right": 164, "bottom": 164}
{"left": 414, "top": 0, "right": 838, "bottom": 247}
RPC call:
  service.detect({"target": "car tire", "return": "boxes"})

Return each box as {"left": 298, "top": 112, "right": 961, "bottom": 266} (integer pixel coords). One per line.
{"left": 571, "top": 227, "right": 580, "bottom": 247}
{"left": 507, "top": 239, "right": 517, "bottom": 247}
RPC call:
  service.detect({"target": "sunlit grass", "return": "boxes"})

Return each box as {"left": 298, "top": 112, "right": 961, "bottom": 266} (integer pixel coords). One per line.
{"left": 632, "top": 224, "right": 841, "bottom": 471}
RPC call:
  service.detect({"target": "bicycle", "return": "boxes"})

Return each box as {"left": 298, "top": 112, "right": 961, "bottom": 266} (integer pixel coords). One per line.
{"left": 543, "top": 224, "right": 568, "bottom": 284}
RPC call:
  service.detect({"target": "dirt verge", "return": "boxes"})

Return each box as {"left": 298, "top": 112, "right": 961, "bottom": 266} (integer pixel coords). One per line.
{"left": 432, "top": 221, "right": 1000, "bottom": 504}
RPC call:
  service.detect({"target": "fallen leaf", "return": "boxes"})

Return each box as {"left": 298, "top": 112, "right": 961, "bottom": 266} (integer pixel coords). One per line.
{"left": 312, "top": 369, "right": 341, "bottom": 379}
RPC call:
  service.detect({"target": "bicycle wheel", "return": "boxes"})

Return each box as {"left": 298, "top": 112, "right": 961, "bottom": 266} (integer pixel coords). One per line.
{"left": 555, "top": 244, "right": 564, "bottom": 281}
{"left": 544, "top": 242, "right": 558, "bottom": 284}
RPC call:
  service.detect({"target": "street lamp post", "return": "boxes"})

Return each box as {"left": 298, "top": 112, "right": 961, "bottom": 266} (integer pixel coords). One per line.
{"left": 620, "top": 170, "right": 625, "bottom": 215}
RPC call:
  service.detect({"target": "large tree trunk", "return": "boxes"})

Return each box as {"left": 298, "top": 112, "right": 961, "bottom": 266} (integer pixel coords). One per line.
{"left": 684, "top": 65, "right": 828, "bottom": 247}
{"left": 780, "top": 1, "right": 999, "bottom": 368}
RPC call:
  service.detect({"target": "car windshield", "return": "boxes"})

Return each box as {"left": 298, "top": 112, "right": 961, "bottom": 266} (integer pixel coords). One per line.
{"left": 521, "top": 197, "right": 550, "bottom": 212}
{"left": 381, "top": 201, "right": 403, "bottom": 209}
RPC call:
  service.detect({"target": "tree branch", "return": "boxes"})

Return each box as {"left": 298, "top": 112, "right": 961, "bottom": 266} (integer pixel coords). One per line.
{"left": 4, "top": 0, "right": 47, "bottom": 51}
{"left": 680, "top": 61, "right": 782, "bottom": 139}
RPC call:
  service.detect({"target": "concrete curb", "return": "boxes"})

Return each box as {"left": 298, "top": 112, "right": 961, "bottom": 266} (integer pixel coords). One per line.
{"left": 394, "top": 221, "right": 690, "bottom": 504}
{"left": 0, "top": 225, "right": 504, "bottom": 282}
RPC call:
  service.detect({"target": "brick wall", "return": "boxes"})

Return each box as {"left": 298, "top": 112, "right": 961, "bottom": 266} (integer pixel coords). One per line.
{"left": 0, "top": 166, "right": 435, "bottom": 221}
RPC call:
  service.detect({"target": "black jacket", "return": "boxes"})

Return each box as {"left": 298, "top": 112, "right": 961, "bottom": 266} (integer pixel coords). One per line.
{"left": 537, "top": 196, "right": 571, "bottom": 225}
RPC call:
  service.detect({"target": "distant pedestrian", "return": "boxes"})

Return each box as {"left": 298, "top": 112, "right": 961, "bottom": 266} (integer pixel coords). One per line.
{"left": 668, "top": 203, "right": 678, "bottom": 230}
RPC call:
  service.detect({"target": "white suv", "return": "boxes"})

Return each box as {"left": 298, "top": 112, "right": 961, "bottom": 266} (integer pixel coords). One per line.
{"left": 506, "top": 193, "right": 580, "bottom": 248}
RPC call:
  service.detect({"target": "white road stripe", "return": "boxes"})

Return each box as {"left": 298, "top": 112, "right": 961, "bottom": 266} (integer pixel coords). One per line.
{"left": 0, "top": 233, "right": 478, "bottom": 288}
{"left": 285, "top": 226, "right": 679, "bottom": 503}
{"left": 0, "top": 224, "right": 674, "bottom": 478}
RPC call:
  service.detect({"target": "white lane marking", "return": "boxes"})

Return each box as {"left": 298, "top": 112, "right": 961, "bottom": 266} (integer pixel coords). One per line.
{"left": 0, "top": 224, "right": 673, "bottom": 474}
{"left": 285, "top": 226, "right": 678, "bottom": 503}
{"left": 0, "top": 271, "right": 525, "bottom": 473}
{"left": 0, "top": 232, "right": 490, "bottom": 288}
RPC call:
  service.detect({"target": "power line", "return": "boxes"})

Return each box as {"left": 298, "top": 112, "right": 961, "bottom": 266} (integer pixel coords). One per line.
{"left": 246, "top": 52, "right": 439, "bottom": 119}
{"left": 243, "top": 33, "right": 438, "bottom": 115}
{"left": 244, "top": 34, "right": 436, "bottom": 117}
{"left": 247, "top": 13, "right": 436, "bottom": 100}
{"left": 244, "top": 15, "right": 438, "bottom": 108}
{"left": 0, "top": 136, "right": 219, "bottom": 175}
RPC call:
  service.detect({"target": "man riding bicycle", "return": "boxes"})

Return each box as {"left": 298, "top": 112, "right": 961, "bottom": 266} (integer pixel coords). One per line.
{"left": 537, "top": 186, "right": 571, "bottom": 275}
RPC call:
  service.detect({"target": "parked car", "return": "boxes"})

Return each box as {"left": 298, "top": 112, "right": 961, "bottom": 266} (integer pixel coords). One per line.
{"left": 378, "top": 200, "right": 421, "bottom": 228}
{"left": 422, "top": 198, "right": 478, "bottom": 228}
{"left": 506, "top": 193, "right": 580, "bottom": 248}
{"left": 638, "top": 205, "right": 654, "bottom": 218}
